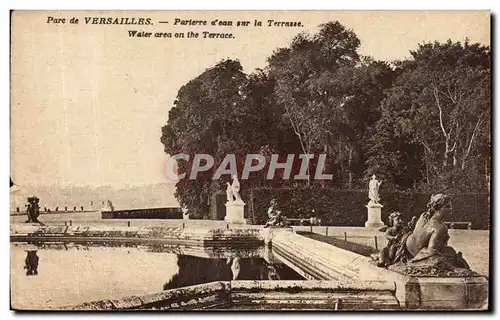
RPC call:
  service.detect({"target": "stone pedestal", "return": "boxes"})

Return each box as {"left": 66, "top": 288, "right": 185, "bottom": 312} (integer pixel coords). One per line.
{"left": 225, "top": 201, "right": 246, "bottom": 224}
{"left": 359, "top": 257, "right": 489, "bottom": 309}
{"left": 406, "top": 276, "right": 488, "bottom": 310}
{"left": 365, "top": 202, "right": 386, "bottom": 228}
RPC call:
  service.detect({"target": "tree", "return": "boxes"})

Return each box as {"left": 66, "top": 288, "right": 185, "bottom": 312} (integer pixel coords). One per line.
{"left": 161, "top": 60, "right": 247, "bottom": 216}
{"left": 333, "top": 58, "right": 395, "bottom": 189}
{"left": 267, "top": 22, "right": 362, "bottom": 185}
{"left": 161, "top": 60, "right": 284, "bottom": 217}
{"left": 366, "top": 40, "right": 490, "bottom": 192}
{"left": 267, "top": 22, "right": 395, "bottom": 188}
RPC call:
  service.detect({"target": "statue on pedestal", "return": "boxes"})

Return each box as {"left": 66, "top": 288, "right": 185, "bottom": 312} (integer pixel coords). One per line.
{"left": 231, "top": 175, "right": 242, "bottom": 203}
{"left": 365, "top": 174, "right": 385, "bottom": 228}
{"left": 25, "top": 196, "right": 41, "bottom": 223}
{"left": 226, "top": 175, "right": 242, "bottom": 203}
{"left": 368, "top": 174, "right": 382, "bottom": 204}
{"left": 224, "top": 175, "right": 246, "bottom": 224}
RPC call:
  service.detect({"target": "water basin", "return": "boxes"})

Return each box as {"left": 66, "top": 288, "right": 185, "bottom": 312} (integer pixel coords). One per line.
{"left": 10, "top": 242, "right": 304, "bottom": 310}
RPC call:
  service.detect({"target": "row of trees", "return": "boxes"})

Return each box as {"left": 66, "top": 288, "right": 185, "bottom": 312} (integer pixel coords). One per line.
{"left": 161, "top": 21, "right": 490, "bottom": 217}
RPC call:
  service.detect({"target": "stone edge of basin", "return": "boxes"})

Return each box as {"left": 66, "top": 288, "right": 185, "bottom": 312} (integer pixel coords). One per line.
{"left": 10, "top": 225, "right": 266, "bottom": 244}
{"left": 57, "top": 280, "right": 399, "bottom": 311}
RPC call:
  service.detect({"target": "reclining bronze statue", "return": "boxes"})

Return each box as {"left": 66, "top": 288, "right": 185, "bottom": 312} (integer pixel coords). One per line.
{"left": 373, "top": 194, "right": 475, "bottom": 277}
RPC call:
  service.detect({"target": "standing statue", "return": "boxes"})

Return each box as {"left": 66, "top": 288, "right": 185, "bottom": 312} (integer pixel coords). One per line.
{"left": 226, "top": 182, "right": 234, "bottom": 203}
{"left": 377, "top": 194, "right": 472, "bottom": 276}
{"left": 230, "top": 175, "right": 242, "bottom": 203}
{"left": 224, "top": 175, "right": 246, "bottom": 224}
{"left": 182, "top": 206, "right": 190, "bottom": 220}
{"left": 368, "top": 174, "right": 383, "bottom": 204}
{"left": 102, "top": 200, "right": 114, "bottom": 211}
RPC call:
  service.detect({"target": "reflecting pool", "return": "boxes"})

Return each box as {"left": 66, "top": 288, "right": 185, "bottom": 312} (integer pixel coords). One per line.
{"left": 10, "top": 242, "right": 303, "bottom": 310}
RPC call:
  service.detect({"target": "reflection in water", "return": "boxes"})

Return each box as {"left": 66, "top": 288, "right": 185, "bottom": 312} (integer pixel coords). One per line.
{"left": 266, "top": 264, "right": 280, "bottom": 280}
{"left": 231, "top": 257, "right": 241, "bottom": 280}
{"left": 11, "top": 242, "right": 304, "bottom": 310}
{"left": 11, "top": 243, "right": 180, "bottom": 310}
{"left": 163, "top": 255, "right": 303, "bottom": 290}
{"left": 24, "top": 251, "right": 39, "bottom": 276}
{"left": 26, "top": 242, "right": 264, "bottom": 259}
{"left": 227, "top": 257, "right": 241, "bottom": 280}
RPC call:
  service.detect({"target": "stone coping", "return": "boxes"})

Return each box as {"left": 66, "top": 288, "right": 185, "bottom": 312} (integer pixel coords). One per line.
{"left": 59, "top": 280, "right": 398, "bottom": 311}
{"left": 271, "top": 229, "right": 365, "bottom": 282}
{"left": 230, "top": 279, "right": 395, "bottom": 292}
{"left": 10, "top": 225, "right": 265, "bottom": 246}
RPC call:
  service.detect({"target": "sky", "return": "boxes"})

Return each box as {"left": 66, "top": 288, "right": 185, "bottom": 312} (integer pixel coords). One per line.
{"left": 10, "top": 10, "right": 490, "bottom": 188}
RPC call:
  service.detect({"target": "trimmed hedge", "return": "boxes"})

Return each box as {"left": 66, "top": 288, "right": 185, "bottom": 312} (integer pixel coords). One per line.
{"left": 239, "top": 188, "right": 490, "bottom": 230}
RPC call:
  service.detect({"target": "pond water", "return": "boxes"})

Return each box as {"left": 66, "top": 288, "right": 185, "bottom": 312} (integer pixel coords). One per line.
{"left": 10, "top": 242, "right": 304, "bottom": 310}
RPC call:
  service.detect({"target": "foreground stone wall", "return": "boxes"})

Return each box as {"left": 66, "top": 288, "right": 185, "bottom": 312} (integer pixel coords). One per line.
{"left": 62, "top": 280, "right": 399, "bottom": 311}
{"left": 230, "top": 280, "right": 399, "bottom": 310}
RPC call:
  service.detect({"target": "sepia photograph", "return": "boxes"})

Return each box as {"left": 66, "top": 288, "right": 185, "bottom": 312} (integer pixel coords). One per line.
{"left": 9, "top": 10, "right": 491, "bottom": 311}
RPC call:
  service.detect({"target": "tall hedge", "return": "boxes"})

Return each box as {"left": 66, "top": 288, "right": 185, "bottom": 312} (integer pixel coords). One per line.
{"left": 230, "top": 188, "right": 490, "bottom": 229}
